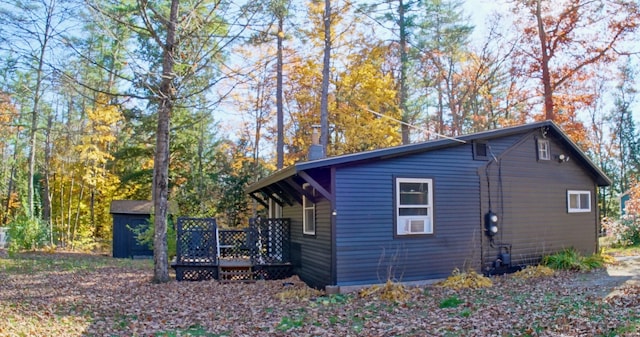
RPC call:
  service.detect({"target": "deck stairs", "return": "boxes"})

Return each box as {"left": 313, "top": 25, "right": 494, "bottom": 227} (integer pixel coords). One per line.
{"left": 218, "top": 259, "right": 254, "bottom": 282}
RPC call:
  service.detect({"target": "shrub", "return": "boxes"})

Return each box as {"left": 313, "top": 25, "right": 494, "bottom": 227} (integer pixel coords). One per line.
{"left": 131, "top": 217, "right": 176, "bottom": 258}
{"left": 7, "top": 214, "right": 47, "bottom": 252}
{"left": 602, "top": 216, "right": 640, "bottom": 247}
{"left": 541, "top": 248, "right": 604, "bottom": 271}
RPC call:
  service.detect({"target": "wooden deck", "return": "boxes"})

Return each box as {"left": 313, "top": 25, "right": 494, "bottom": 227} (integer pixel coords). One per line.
{"left": 172, "top": 217, "right": 292, "bottom": 282}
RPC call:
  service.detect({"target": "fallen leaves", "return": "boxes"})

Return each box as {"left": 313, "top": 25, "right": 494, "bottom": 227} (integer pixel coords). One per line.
{"left": 0, "top": 252, "right": 639, "bottom": 336}
{"left": 437, "top": 268, "right": 493, "bottom": 289}
{"left": 358, "top": 280, "right": 412, "bottom": 303}
{"left": 512, "top": 265, "right": 555, "bottom": 279}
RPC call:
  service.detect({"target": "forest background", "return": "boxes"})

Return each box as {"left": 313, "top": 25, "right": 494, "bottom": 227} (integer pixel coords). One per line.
{"left": 1, "top": 0, "right": 640, "bottom": 278}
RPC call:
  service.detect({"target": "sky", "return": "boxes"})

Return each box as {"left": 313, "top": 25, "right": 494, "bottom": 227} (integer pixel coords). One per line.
{"left": 462, "top": 0, "right": 640, "bottom": 124}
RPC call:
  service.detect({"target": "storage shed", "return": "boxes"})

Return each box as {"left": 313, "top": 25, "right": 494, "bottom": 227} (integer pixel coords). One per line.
{"left": 110, "top": 200, "right": 154, "bottom": 259}
{"left": 246, "top": 121, "right": 612, "bottom": 291}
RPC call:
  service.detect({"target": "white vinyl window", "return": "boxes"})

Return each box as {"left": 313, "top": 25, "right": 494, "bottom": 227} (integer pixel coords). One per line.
{"left": 302, "top": 183, "right": 316, "bottom": 235}
{"left": 567, "top": 190, "right": 591, "bottom": 213}
{"left": 396, "top": 178, "right": 433, "bottom": 235}
{"left": 537, "top": 139, "right": 550, "bottom": 161}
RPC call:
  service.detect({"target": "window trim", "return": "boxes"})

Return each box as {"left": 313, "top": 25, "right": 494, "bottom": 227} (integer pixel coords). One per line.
{"left": 395, "top": 177, "right": 434, "bottom": 236}
{"left": 567, "top": 190, "right": 591, "bottom": 213}
{"left": 302, "top": 183, "right": 316, "bottom": 235}
{"left": 537, "top": 138, "right": 551, "bottom": 161}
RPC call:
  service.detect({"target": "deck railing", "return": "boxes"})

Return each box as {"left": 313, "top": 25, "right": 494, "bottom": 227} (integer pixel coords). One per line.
{"left": 173, "top": 217, "right": 292, "bottom": 281}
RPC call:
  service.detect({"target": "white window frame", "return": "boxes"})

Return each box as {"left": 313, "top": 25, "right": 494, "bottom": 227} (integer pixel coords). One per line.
{"left": 567, "top": 190, "right": 591, "bottom": 213}
{"left": 396, "top": 178, "right": 433, "bottom": 235}
{"left": 537, "top": 139, "right": 550, "bottom": 161}
{"left": 302, "top": 183, "right": 316, "bottom": 235}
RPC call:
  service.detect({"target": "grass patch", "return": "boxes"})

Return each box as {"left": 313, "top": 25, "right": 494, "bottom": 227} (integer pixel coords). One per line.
{"left": 542, "top": 248, "right": 604, "bottom": 271}
{"left": 315, "top": 293, "right": 350, "bottom": 306}
{"left": 0, "top": 251, "right": 151, "bottom": 274}
{"left": 439, "top": 295, "right": 464, "bottom": 309}
{"left": 601, "top": 316, "right": 640, "bottom": 337}
{"left": 276, "top": 314, "right": 306, "bottom": 331}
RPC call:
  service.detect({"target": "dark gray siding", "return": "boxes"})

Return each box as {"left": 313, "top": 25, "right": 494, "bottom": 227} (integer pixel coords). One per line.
{"left": 333, "top": 143, "right": 500, "bottom": 286}
{"left": 481, "top": 132, "right": 599, "bottom": 269}
{"left": 112, "top": 213, "right": 153, "bottom": 258}
{"left": 284, "top": 197, "right": 332, "bottom": 289}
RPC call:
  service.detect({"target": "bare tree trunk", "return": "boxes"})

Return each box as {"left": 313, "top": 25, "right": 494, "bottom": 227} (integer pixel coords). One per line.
{"left": 320, "top": 0, "right": 331, "bottom": 154}
{"left": 276, "top": 15, "right": 284, "bottom": 169}
{"left": 43, "top": 114, "right": 53, "bottom": 245}
{"left": 152, "top": 0, "right": 179, "bottom": 283}
{"left": 398, "top": 0, "right": 410, "bottom": 144}
{"left": 534, "top": 0, "right": 554, "bottom": 120}
{"left": 3, "top": 129, "right": 19, "bottom": 225}
{"left": 70, "top": 181, "right": 85, "bottom": 250}
{"left": 27, "top": 0, "right": 58, "bottom": 219}
{"left": 66, "top": 175, "right": 75, "bottom": 248}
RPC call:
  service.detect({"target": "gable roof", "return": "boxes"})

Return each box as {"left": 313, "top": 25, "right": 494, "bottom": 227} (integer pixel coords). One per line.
{"left": 247, "top": 121, "right": 611, "bottom": 198}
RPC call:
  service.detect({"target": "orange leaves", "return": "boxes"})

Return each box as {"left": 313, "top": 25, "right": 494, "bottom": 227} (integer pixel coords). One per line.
{"left": 511, "top": 0, "right": 639, "bottom": 121}
{"left": 625, "top": 178, "right": 640, "bottom": 217}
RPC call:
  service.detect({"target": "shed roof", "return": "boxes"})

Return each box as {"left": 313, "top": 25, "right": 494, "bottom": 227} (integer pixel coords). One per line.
{"left": 109, "top": 200, "right": 153, "bottom": 215}
{"left": 247, "top": 121, "right": 611, "bottom": 197}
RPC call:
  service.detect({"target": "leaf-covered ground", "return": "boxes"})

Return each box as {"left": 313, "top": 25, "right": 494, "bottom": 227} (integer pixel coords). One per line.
{"left": 1, "top": 251, "right": 640, "bottom": 337}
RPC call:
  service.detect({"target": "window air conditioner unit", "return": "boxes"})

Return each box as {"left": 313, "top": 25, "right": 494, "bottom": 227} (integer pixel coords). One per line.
{"left": 405, "top": 218, "right": 426, "bottom": 233}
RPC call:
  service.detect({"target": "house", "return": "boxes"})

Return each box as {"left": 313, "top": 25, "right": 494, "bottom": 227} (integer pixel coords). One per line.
{"left": 246, "top": 121, "right": 611, "bottom": 291}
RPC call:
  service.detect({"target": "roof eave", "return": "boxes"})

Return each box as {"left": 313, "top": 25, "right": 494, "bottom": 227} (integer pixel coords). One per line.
{"left": 245, "top": 166, "right": 297, "bottom": 194}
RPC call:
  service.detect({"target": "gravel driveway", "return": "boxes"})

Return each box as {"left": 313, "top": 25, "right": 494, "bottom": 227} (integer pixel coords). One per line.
{"left": 568, "top": 255, "right": 640, "bottom": 298}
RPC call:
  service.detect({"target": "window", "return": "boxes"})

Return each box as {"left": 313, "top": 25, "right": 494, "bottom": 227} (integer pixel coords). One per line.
{"left": 302, "top": 183, "right": 316, "bottom": 235}
{"left": 567, "top": 190, "right": 591, "bottom": 213}
{"left": 473, "top": 141, "right": 489, "bottom": 160}
{"left": 396, "top": 178, "right": 433, "bottom": 235}
{"left": 537, "top": 139, "right": 550, "bottom": 161}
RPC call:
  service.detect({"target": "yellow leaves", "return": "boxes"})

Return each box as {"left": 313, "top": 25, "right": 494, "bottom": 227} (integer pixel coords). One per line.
{"left": 625, "top": 178, "right": 640, "bottom": 217}
{"left": 359, "top": 280, "right": 411, "bottom": 303}
{"left": 512, "top": 265, "right": 555, "bottom": 279}
{"left": 276, "top": 285, "right": 323, "bottom": 302}
{"left": 437, "top": 268, "right": 493, "bottom": 290}
{"left": 86, "top": 94, "right": 124, "bottom": 145}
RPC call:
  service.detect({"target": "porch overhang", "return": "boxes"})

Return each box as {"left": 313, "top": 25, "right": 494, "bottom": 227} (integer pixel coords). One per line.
{"left": 246, "top": 165, "right": 335, "bottom": 207}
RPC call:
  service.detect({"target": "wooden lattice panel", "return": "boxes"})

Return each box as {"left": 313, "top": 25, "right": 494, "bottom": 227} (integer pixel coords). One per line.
{"left": 174, "top": 266, "right": 218, "bottom": 281}
{"left": 176, "top": 217, "right": 218, "bottom": 265}
{"left": 253, "top": 264, "right": 294, "bottom": 280}
{"left": 218, "top": 229, "right": 249, "bottom": 258}
{"left": 249, "top": 218, "right": 291, "bottom": 264}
